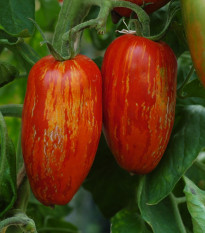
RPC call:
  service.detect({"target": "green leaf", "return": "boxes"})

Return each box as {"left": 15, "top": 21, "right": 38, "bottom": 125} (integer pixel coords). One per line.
{"left": 0, "top": 0, "right": 35, "bottom": 37}
{"left": 143, "top": 105, "right": 205, "bottom": 205}
{"left": 111, "top": 208, "right": 151, "bottom": 233}
{"left": 0, "top": 62, "right": 19, "bottom": 88}
{"left": 83, "top": 135, "right": 139, "bottom": 218}
{"left": 0, "top": 112, "right": 17, "bottom": 218}
{"left": 182, "top": 79, "right": 205, "bottom": 99}
{"left": 36, "top": 0, "right": 60, "bottom": 32}
{"left": 138, "top": 177, "right": 186, "bottom": 233}
{"left": 177, "top": 52, "right": 194, "bottom": 87}
{"left": 184, "top": 176, "right": 205, "bottom": 233}
{"left": 9, "top": 42, "right": 40, "bottom": 73}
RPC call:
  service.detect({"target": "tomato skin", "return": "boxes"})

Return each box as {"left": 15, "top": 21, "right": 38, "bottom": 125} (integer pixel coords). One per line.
{"left": 115, "top": 0, "right": 170, "bottom": 17}
{"left": 181, "top": 0, "right": 205, "bottom": 87}
{"left": 22, "top": 55, "right": 102, "bottom": 205}
{"left": 102, "top": 35, "right": 177, "bottom": 174}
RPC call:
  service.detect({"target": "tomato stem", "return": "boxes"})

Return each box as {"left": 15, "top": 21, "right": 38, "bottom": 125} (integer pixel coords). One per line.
{"left": 111, "top": 1, "right": 150, "bottom": 36}
{"left": 0, "top": 104, "right": 23, "bottom": 118}
{"left": 146, "top": 3, "right": 180, "bottom": 41}
{"left": 128, "top": 19, "right": 143, "bottom": 36}
{"left": 195, "top": 160, "right": 205, "bottom": 173}
{"left": 14, "top": 165, "right": 30, "bottom": 212}
{"left": 53, "top": 0, "right": 151, "bottom": 59}
{"left": 61, "top": 0, "right": 150, "bottom": 59}
{"left": 53, "top": 0, "right": 91, "bottom": 58}
{"left": 0, "top": 212, "right": 37, "bottom": 233}
{"left": 169, "top": 193, "right": 187, "bottom": 233}
{"left": 0, "top": 112, "right": 8, "bottom": 180}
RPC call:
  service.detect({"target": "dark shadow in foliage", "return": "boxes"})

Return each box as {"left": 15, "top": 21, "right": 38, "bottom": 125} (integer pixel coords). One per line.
{"left": 83, "top": 135, "right": 139, "bottom": 219}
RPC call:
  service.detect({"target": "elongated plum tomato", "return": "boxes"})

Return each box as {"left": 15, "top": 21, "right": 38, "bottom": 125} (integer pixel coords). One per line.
{"left": 180, "top": 0, "right": 205, "bottom": 87}
{"left": 21, "top": 55, "right": 102, "bottom": 206}
{"left": 102, "top": 35, "right": 177, "bottom": 174}
{"left": 115, "top": 0, "right": 170, "bottom": 17}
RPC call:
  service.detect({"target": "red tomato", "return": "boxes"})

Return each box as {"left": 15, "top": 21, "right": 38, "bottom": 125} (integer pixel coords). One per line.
{"left": 102, "top": 35, "right": 177, "bottom": 174}
{"left": 115, "top": 0, "right": 170, "bottom": 17}
{"left": 22, "top": 55, "right": 102, "bottom": 205}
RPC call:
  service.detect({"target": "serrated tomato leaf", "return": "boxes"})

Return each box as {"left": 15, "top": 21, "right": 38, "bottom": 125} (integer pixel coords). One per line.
{"left": 83, "top": 135, "right": 139, "bottom": 218}
{"left": 184, "top": 176, "right": 205, "bottom": 233}
{"left": 0, "top": 0, "right": 35, "bottom": 37}
{"left": 143, "top": 105, "right": 205, "bottom": 204}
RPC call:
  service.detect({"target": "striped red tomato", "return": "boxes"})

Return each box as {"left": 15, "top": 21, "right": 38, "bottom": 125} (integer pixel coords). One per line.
{"left": 102, "top": 34, "right": 177, "bottom": 174}
{"left": 115, "top": 0, "right": 170, "bottom": 17}
{"left": 22, "top": 54, "right": 102, "bottom": 205}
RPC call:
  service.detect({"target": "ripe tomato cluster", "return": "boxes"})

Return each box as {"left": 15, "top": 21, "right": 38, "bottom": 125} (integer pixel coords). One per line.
{"left": 22, "top": 0, "right": 177, "bottom": 206}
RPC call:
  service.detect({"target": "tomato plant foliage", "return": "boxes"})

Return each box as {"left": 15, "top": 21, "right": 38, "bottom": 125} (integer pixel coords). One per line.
{"left": 1, "top": 0, "right": 205, "bottom": 232}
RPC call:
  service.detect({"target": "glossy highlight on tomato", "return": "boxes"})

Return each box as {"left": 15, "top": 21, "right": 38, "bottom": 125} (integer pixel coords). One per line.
{"left": 115, "top": 0, "right": 170, "bottom": 17}
{"left": 102, "top": 34, "right": 177, "bottom": 174}
{"left": 181, "top": 0, "right": 205, "bottom": 87}
{"left": 22, "top": 54, "right": 102, "bottom": 206}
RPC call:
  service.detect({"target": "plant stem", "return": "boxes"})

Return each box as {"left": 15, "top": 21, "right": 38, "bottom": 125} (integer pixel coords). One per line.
{"left": 175, "top": 196, "right": 187, "bottom": 205}
{"left": 62, "top": 0, "right": 150, "bottom": 59}
{"left": 0, "top": 217, "right": 25, "bottom": 229}
{"left": 111, "top": 0, "right": 150, "bottom": 36}
{"left": 195, "top": 160, "right": 205, "bottom": 173}
{"left": 0, "top": 104, "right": 23, "bottom": 118}
{"left": 62, "top": 18, "right": 100, "bottom": 58}
{"left": 0, "top": 213, "right": 37, "bottom": 233}
{"left": 170, "top": 193, "right": 187, "bottom": 233}
{"left": 52, "top": 0, "right": 91, "bottom": 57}
{"left": 147, "top": 6, "right": 180, "bottom": 41}
{"left": 177, "top": 65, "right": 195, "bottom": 98}
{"left": 0, "top": 112, "right": 7, "bottom": 182}
{"left": 15, "top": 171, "right": 30, "bottom": 212}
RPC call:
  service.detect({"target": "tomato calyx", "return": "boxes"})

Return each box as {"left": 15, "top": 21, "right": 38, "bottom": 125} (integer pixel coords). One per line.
{"left": 61, "top": 0, "right": 150, "bottom": 58}
{"left": 116, "top": 29, "right": 136, "bottom": 35}
{"left": 115, "top": 18, "right": 142, "bottom": 36}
